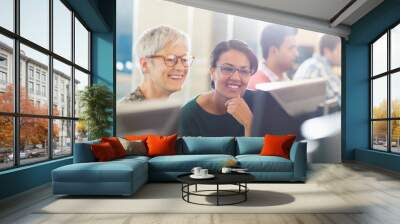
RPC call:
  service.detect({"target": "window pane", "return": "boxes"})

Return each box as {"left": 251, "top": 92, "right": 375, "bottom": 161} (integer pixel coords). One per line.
{"left": 53, "top": 119, "right": 72, "bottom": 158}
{"left": 0, "top": 35, "right": 14, "bottom": 112}
{"left": 20, "top": 117, "right": 49, "bottom": 165}
{"left": 20, "top": 44, "right": 49, "bottom": 115}
{"left": 75, "top": 120, "right": 88, "bottom": 143}
{"left": 0, "top": 116, "right": 13, "bottom": 170}
{"left": 0, "top": 0, "right": 14, "bottom": 31}
{"left": 372, "top": 121, "right": 387, "bottom": 151}
{"left": 391, "top": 72, "right": 400, "bottom": 118}
{"left": 372, "top": 77, "right": 387, "bottom": 119}
{"left": 53, "top": 59, "right": 72, "bottom": 117}
{"left": 53, "top": 0, "right": 72, "bottom": 60}
{"left": 391, "top": 120, "right": 400, "bottom": 153}
{"left": 75, "top": 18, "right": 89, "bottom": 70}
{"left": 74, "top": 69, "right": 89, "bottom": 118}
{"left": 391, "top": 24, "right": 400, "bottom": 70}
{"left": 20, "top": 0, "right": 49, "bottom": 49}
{"left": 372, "top": 33, "right": 387, "bottom": 76}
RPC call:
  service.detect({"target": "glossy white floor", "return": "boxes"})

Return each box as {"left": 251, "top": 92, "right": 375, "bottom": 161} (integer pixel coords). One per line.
{"left": 1, "top": 162, "right": 400, "bottom": 224}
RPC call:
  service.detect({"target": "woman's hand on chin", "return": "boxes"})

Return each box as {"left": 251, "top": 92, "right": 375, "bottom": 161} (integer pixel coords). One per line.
{"left": 225, "top": 96, "right": 253, "bottom": 135}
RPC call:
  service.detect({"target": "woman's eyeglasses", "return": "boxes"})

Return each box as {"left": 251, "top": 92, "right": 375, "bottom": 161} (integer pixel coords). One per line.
{"left": 147, "top": 54, "right": 195, "bottom": 67}
{"left": 216, "top": 64, "right": 253, "bottom": 77}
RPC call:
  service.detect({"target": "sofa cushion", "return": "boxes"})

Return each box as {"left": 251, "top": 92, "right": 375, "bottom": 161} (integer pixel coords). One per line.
{"left": 236, "top": 137, "right": 263, "bottom": 155}
{"left": 73, "top": 140, "right": 100, "bottom": 163}
{"left": 178, "top": 137, "right": 235, "bottom": 155}
{"left": 90, "top": 142, "right": 118, "bottom": 162}
{"left": 236, "top": 155, "right": 293, "bottom": 172}
{"left": 147, "top": 134, "right": 177, "bottom": 157}
{"left": 260, "top": 134, "right": 296, "bottom": 159}
{"left": 149, "top": 154, "right": 235, "bottom": 172}
{"left": 53, "top": 158, "right": 147, "bottom": 183}
{"left": 101, "top": 137, "right": 127, "bottom": 158}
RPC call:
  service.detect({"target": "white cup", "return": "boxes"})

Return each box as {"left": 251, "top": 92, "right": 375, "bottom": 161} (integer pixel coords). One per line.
{"left": 221, "top": 167, "right": 232, "bottom": 174}
{"left": 200, "top": 169, "right": 208, "bottom": 176}
{"left": 191, "top": 167, "right": 202, "bottom": 176}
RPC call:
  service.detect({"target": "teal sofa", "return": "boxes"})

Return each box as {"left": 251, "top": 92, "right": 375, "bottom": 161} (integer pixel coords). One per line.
{"left": 52, "top": 137, "right": 307, "bottom": 196}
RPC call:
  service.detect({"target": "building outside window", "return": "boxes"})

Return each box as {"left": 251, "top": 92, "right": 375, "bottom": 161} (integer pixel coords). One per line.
{"left": 0, "top": 0, "right": 91, "bottom": 170}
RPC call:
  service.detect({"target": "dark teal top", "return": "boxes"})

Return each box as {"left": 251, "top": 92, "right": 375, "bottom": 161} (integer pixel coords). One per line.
{"left": 178, "top": 96, "right": 244, "bottom": 137}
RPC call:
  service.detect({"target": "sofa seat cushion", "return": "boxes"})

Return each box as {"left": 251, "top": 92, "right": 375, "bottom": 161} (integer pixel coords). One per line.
{"left": 149, "top": 154, "right": 235, "bottom": 172}
{"left": 53, "top": 159, "right": 147, "bottom": 183}
{"left": 236, "top": 155, "right": 293, "bottom": 172}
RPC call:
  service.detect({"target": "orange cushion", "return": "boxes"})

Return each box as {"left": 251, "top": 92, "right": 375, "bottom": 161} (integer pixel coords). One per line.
{"left": 146, "top": 134, "right": 177, "bottom": 157}
{"left": 91, "top": 142, "right": 118, "bottom": 161}
{"left": 124, "top": 135, "right": 148, "bottom": 141}
{"left": 101, "top": 137, "right": 127, "bottom": 158}
{"left": 259, "top": 134, "right": 296, "bottom": 159}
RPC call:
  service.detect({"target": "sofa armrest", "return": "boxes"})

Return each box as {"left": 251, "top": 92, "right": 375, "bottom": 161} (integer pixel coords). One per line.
{"left": 289, "top": 141, "right": 307, "bottom": 181}
{"left": 73, "top": 140, "right": 100, "bottom": 163}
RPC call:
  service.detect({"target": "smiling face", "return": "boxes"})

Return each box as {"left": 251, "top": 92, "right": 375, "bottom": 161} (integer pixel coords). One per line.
{"left": 144, "top": 41, "right": 189, "bottom": 95}
{"left": 211, "top": 49, "right": 251, "bottom": 99}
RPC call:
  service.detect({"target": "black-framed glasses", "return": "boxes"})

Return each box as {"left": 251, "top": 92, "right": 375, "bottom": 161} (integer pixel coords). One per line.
{"left": 216, "top": 64, "right": 253, "bottom": 77}
{"left": 147, "top": 54, "right": 194, "bottom": 67}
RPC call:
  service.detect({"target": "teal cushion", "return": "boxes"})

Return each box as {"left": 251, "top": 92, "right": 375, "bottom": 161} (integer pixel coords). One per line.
{"left": 179, "top": 137, "right": 235, "bottom": 155}
{"left": 149, "top": 154, "right": 235, "bottom": 172}
{"left": 236, "top": 137, "right": 263, "bottom": 155}
{"left": 236, "top": 155, "right": 293, "bottom": 172}
{"left": 73, "top": 139, "right": 101, "bottom": 163}
{"left": 53, "top": 159, "right": 147, "bottom": 183}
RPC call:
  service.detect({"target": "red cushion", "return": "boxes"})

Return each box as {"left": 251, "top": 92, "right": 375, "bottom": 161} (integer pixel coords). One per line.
{"left": 101, "top": 137, "right": 127, "bottom": 158}
{"left": 146, "top": 134, "right": 177, "bottom": 157}
{"left": 91, "top": 142, "right": 118, "bottom": 161}
{"left": 259, "top": 134, "right": 296, "bottom": 159}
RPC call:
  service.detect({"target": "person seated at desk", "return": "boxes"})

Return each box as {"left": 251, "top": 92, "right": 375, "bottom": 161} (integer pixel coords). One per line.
{"left": 247, "top": 24, "right": 298, "bottom": 90}
{"left": 293, "top": 34, "right": 341, "bottom": 111}
{"left": 178, "top": 40, "right": 258, "bottom": 137}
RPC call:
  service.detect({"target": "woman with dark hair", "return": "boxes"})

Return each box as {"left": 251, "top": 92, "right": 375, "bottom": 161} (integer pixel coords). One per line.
{"left": 178, "top": 40, "right": 258, "bottom": 137}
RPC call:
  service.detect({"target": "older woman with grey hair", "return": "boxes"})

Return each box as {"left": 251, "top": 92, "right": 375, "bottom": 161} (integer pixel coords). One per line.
{"left": 120, "top": 25, "right": 193, "bottom": 102}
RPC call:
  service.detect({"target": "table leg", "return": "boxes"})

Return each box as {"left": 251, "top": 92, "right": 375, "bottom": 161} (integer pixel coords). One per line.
{"left": 245, "top": 183, "right": 247, "bottom": 201}
{"left": 195, "top": 184, "right": 197, "bottom": 192}
{"left": 217, "top": 184, "right": 219, "bottom": 206}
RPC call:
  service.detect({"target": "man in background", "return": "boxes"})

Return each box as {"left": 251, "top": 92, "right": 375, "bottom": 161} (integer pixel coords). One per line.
{"left": 247, "top": 24, "right": 298, "bottom": 90}
{"left": 293, "top": 34, "right": 341, "bottom": 110}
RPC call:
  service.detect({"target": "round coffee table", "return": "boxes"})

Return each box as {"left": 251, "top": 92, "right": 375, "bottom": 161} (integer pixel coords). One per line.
{"left": 177, "top": 172, "right": 255, "bottom": 206}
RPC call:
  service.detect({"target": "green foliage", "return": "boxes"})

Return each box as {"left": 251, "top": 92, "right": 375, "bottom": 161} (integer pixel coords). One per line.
{"left": 79, "top": 84, "right": 113, "bottom": 140}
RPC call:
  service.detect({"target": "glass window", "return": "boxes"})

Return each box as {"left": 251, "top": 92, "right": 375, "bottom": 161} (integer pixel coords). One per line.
{"left": 0, "top": 0, "right": 14, "bottom": 31}
{"left": 53, "top": 59, "right": 72, "bottom": 117}
{"left": 53, "top": 119, "right": 72, "bottom": 158}
{"left": 28, "top": 81, "right": 34, "bottom": 94}
{"left": 53, "top": 0, "right": 72, "bottom": 60}
{"left": 19, "top": 117, "right": 49, "bottom": 165}
{"left": 74, "top": 69, "right": 89, "bottom": 118}
{"left": 75, "top": 120, "right": 88, "bottom": 143}
{"left": 391, "top": 72, "right": 400, "bottom": 118}
{"left": 20, "top": 0, "right": 49, "bottom": 49}
{"left": 372, "top": 121, "right": 388, "bottom": 151}
{"left": 0, "top": 34, "right": 14, "bottom": 113}
{"left": 20, "top": 44, "right": 49, "bottom": 115}
{"left": 0, "top": 116, "right": 13, "bottom": 170}
{"left": 391, "top": 24, "right": 400, "bottom": 70}
{"left": 391, "top": 120, "right": 400, "bottom": 153}
{"left": 372, "top": 34, "right": 387, "bottom": 76}
{"left": 372, "top": 77, "right": 387, "bottom": 119}
{"left": 74, "top": 18, "right": 89, "bottom": 70}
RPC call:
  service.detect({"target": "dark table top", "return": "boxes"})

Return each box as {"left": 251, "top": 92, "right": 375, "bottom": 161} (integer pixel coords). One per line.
{"left": 177, "top": 172, "right": 255, "bottom": 185}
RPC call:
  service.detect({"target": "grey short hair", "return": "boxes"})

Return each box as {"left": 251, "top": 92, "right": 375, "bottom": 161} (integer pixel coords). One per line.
{"left": 134, "top": 25, "right": 190, "bottom": 61}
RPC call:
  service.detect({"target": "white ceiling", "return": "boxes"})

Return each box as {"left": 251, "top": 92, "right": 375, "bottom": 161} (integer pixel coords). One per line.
{"left": 166, "top": 0, "right": 384, "bottom": 38}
